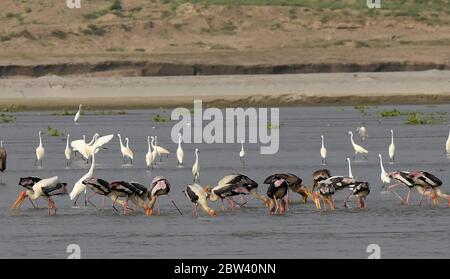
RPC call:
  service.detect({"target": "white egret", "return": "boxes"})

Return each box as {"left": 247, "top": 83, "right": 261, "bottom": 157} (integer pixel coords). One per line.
{"left": 176, "top": 133, "right": 184, "bottom": 166}
{"left": 192, "top": 148, "right": 200, "bottom": 183}
{"left": 320, "top": 135, "right": 327, "bottom": 165}
{"left": 348, "top": 131, "right": 368, "bottom": 160}
{"left": 35, "top": 131, "right": 45, "bottom": 166}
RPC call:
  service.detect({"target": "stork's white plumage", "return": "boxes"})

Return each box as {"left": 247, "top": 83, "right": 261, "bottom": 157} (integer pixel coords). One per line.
{"left": 35, "top": 131, "right": 45, "bottom": 166}
{"left": 320, "top": 135, "right": 327, "bottom": 165}
{"left": 184, "top": 183, "right": 216, "bottom": 217}
{"left": 389, "top": 129, "right": 396, "bottom": 163}
{"left": 11, "top": 176, "right": 67, "bottom": 215}
{"left": 176, "top": 133, "right": 184, "bottom": 166}
{"left": 348, "top": 131, "right": 368, "bottom": 160}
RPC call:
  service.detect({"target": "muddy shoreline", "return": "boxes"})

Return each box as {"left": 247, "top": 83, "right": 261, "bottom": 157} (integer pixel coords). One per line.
{"left": 1, "top": 71, "right": 449, "bottom": 110}
{"left": 1, "top": 61, "right": 450, "bottom": 78}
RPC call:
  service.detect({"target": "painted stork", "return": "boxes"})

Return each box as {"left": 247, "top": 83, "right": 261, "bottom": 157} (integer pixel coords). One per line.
{"left": 407, "top": 171, "right": 448, "bottom": 207}
{"left": 264, "top": 175, "right": 290, "bottom": 214}
{"left": 11, "top": 176, "right": 67, "bottom": 216}
{"left": 146, "top": 176, "right": 182, "bottom": 215}
{"left": 205, "top": 174, "right": 268, "bottom": 211}
{"left": 265, "top": 173, "right": 309, "bottom": 205}
{"left": 183, "top": 183, "right": 216, "bottom": 217}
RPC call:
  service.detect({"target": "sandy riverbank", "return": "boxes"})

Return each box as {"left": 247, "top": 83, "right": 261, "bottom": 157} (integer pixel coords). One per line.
{"left": 0, "top": 70, "right": 449, "bottom": 110}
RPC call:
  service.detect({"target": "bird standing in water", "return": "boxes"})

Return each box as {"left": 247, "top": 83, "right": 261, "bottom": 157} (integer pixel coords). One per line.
{"left": 0, "top": 140, "right": 6, "bottom": 184}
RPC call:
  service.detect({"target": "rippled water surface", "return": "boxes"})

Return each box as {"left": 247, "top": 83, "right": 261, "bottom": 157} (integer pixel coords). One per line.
{"left": 0, "top": 105, "right": 449, "bottom": 258}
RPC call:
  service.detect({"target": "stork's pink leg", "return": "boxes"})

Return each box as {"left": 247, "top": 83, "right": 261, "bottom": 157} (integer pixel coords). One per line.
{"left": 418, "top": 189, "right": 428, "bottom": 206}
{"left": 156, "top": 198, "right": 160, "bottom": 215}
{"left": 343, "top": 192, "right": 353, "bottom": 208}
{"left": 274, "top": 197, "right": 279, "bottom": 214}
{"left": 404, "top": 189, "right": 412, "bottom": 205}
{"left": 388, "top": 183, "right": 407, "bottom": 203}
{"left": 220, "top": 199, "right": 225, "bottom": 211}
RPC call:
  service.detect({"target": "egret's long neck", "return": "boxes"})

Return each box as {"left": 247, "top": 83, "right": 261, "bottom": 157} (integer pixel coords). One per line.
{"left": 350, "top": 134, "right": 355, "bottom": 146}
{"left": 321, "top": 137, "right": 324, "bottom": 148}
{"left": 155, "top": 136, "right": 158, "bottom": 147}
{"left": 147, "top": 138, "right": 151, "bottom": 152}
{"left": 118, "top": 135, "right": 123, "bottom": 147}
{"left": 88, "top": 136, "right": 96, "bottom": 145}
{"left": 88, "top": 151, "right": 96, "bottom": 177}
{"left": 38, "top": 134, "right": 42, "bottom": 147}
{"left": 66, "top": 136, "right": 70, "bottom": 148}
{"left": 241, "top": 142, "right": 244, "bottom": 152}
{"left": 391, "top": 132, "right": 394, "bottom": 145}
{"left": 348, "top": 160, "right": 353, "bottom": 178}
{"left": 151, "top": 138, "right": 155, "bottom": 149}
{"left": 195, "top": 151, "right": 199, "bottom": 164}
{"left": 126, "top": 140, "right": 129, "bottom": 148}
{"left": 379, "top": 156, "right": 386, "bottom": 174}
{"left": 178, "top": 136, "right": 181, "bottom": 148}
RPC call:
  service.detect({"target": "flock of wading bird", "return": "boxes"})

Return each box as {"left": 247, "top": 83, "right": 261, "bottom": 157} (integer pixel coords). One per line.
{"left": 4, "top": 105, "right": 450, "bottom": 217}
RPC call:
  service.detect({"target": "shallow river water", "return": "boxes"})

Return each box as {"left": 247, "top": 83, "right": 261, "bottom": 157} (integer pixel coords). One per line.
{"left": 0, "top": 104, "right": 449, "bottom": 258}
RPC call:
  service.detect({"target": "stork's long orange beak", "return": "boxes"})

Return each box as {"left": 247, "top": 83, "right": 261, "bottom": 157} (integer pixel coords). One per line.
{"left": 208, "top": 209, "right": 217, "bottom": 217}
{"left": 145, "top": 206, "right": 153, "bottom": 216}
{"left": 11, "top": 191, "right": 27, "bottom": 210}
